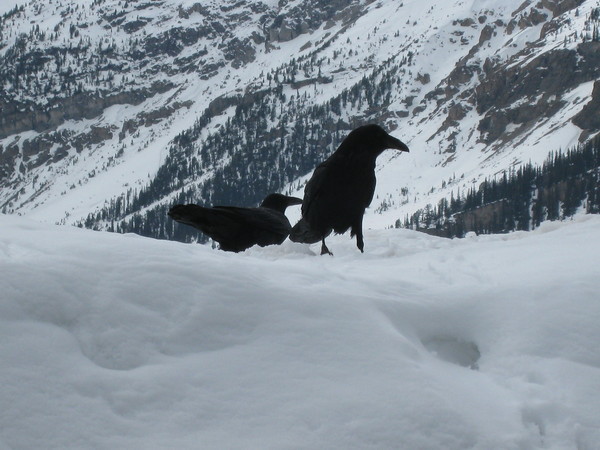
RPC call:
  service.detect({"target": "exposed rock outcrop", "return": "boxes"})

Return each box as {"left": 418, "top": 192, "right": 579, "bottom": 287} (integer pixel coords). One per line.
{"left": 475, "top": 42, "right": 600, "bottom": 143}
{"left": 572, "top": 80, "right": 600, "bottom": 136}
{"left": 0, "top": 82, "right": 173, "bottom": 140}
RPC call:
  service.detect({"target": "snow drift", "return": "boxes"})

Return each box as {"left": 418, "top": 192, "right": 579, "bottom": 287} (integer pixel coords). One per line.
{"left": 1, "top": 214, "right": 599, "bottom": 449}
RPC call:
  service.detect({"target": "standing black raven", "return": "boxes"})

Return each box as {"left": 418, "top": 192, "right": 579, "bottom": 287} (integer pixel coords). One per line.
{"left": 289, "top": 124, "right": 409, "bottom": 255}
{"left": 168, "top": 193, "right": 302, "bottom": 252}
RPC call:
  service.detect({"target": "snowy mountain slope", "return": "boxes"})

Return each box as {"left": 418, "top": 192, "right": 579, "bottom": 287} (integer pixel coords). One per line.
{"left": 1, "top": 213, "right": 599, "bottom": 448}
{"left": 1, "top": 0, "right": 599, "bottom": 238}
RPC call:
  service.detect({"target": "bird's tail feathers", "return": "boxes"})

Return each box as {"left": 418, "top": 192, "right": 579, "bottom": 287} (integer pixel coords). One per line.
{"left": 289, "top": 218, "right": 323, "bottom": 244}
{"left": 168, "top": 204, "right": 220, "bottom": 229}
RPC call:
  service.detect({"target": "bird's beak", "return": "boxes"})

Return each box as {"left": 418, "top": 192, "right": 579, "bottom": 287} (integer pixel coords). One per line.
{"left": 388, "top": 136, "right": 409, "bottom": 152}
{"left": 287, "top": 196, "right": 303, "bottom": 206}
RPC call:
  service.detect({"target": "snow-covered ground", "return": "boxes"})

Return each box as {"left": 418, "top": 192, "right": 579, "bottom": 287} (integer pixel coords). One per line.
{"left": 0, "top": 1, "right": 27, "bottom": 15}
{"left": 1, "top": 214, "right": 599, "bottom": 449}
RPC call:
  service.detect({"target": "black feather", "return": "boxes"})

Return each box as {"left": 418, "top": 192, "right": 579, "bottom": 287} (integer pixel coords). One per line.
{"left": 169, "top": 193, "right": 302, "bottom": 252}
{"left": 289, "top": 124, "right": 409, "bottom": 255}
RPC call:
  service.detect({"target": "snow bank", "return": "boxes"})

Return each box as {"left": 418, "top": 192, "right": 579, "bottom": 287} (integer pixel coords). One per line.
{"left": 1, "top": 214, "right": 599, "bottom": 449}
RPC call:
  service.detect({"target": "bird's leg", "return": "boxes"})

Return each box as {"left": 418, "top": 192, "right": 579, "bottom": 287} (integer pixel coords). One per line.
{"left": 353, "top": 217, "right": 364, "bottom": 253}
{"left": 356, "top": 232, "right": 364, "bottom": 253}
{"left": 320, "top": 238, "right": 333, "bottom": 256}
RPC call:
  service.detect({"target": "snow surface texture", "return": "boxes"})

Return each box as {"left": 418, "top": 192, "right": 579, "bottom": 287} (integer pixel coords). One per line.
{"left": 1, "top": 214, "right": 599, "bottom": 449}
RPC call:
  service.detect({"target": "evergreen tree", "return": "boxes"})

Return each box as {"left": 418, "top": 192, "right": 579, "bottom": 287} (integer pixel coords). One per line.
{"left": 401, "top": 138, "right": 600, "bottom": 238}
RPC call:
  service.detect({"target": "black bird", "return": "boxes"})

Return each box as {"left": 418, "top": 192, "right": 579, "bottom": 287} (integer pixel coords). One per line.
{"left": 168, "top": 193, "right": 302, "bottom": 252}
{"left": 289, "top": 124, "right": 409, "bottom": 255}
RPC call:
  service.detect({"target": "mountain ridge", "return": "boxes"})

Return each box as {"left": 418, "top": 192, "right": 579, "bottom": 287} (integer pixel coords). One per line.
{"left": 1, "top": 0, "right": 599, "bottom": 240}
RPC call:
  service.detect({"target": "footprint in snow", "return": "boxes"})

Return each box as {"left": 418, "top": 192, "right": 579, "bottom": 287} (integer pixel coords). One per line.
{"left": 421, "top": 336, "right": 481, "bottom": 370}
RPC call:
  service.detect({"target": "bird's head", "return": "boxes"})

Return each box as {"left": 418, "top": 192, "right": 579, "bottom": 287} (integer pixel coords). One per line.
{"left": 260, "top": 193, "right": 303, "bottom": 213}
{"left": 350, "top": 124, "right": 410, "bottom": 155}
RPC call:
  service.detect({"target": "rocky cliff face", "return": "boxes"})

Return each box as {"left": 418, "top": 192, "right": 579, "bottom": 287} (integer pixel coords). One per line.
{"left": 1, "top": 0, "right": 599, "bottom": 237}
{"left": 475, "top": 41, "right": 600, "bottom": 145}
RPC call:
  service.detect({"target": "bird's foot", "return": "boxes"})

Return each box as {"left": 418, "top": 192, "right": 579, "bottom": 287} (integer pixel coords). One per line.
{"left": 356, "top": 236, "right": 364, "bottom": 253}
{"left": 320, "top": 241, "right": 333, "bottom": 256}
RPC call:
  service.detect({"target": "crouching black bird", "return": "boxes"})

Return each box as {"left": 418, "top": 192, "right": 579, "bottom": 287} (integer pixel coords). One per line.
{"left": 289, "top": 124, "right": 409, "bottom": 255}
{"left": 168, "top": 193, "right": 302, "bottom": 252}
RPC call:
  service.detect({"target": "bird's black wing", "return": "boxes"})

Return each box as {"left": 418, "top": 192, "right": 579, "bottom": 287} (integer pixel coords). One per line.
{"left": 301, "top": 162, "right": 329, "bottom": 219}
{"left": 170, "top": 204, "right": 292, "bottom": 252}
{"left": 301, "top": 152, "right": 365, "bottom": 234}
{"left": 169, "top": 204, "right": 245, "bottom": 245}
{"left": 211, "top": 206, "right": 292, "bottom": 249}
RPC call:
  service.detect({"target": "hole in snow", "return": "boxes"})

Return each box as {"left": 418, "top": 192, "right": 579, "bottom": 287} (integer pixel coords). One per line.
{"left": 421, "top": 336, "right": 480, "bottom": 370}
